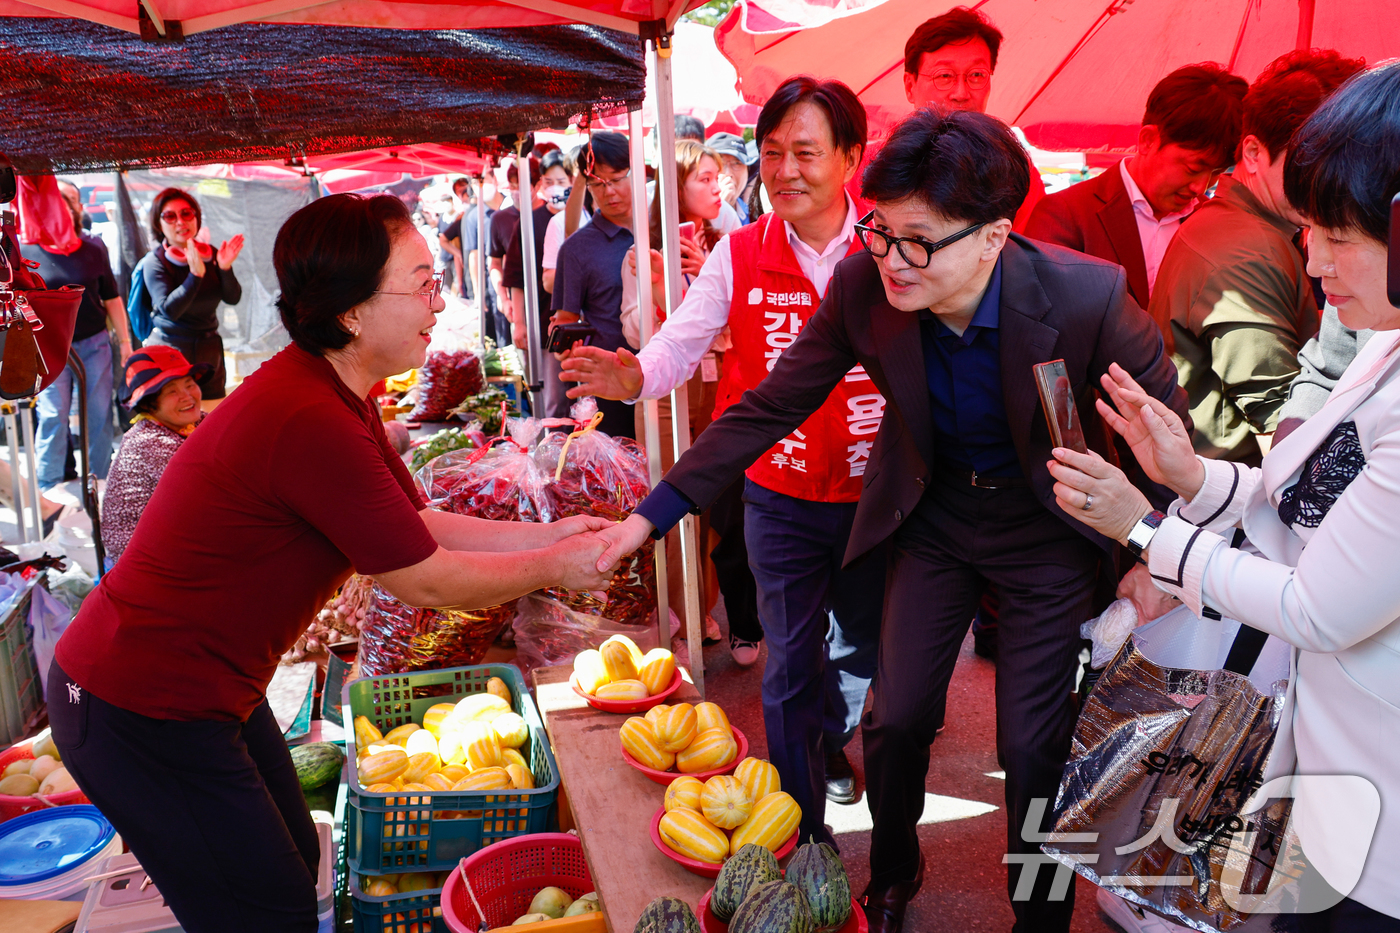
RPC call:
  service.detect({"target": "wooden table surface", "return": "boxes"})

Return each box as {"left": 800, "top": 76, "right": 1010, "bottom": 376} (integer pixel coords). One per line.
{"left": 532, "top": 665, "right": 712, "bottom": 933}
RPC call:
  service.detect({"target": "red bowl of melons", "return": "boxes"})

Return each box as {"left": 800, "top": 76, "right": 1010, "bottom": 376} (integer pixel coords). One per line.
{"left": 570, "top": 668, "right": 683, "bottom": 714}
{"left": 649, "top": 805, "right": 798, "bottom": 879}
{"left": 623, "top": 726, "right": 749, "bottom": 786}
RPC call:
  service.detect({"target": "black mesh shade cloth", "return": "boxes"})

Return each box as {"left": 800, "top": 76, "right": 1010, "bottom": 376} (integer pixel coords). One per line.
{"left": 0, "top": 19, "right": 644, "bottom": 174}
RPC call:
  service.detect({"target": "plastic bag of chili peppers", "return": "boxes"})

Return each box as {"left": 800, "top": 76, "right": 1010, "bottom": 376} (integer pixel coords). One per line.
{"left": 532, "top": 407, "right": 657, "bottom": 626}
{"left": 407, "top": 348, "right": 485, "bottom": 422}
{"left": 356, "top": 582, "right": 513, "bottom": 675}
{"left": 414, "top": 419, "right": 555, "bottom": 523}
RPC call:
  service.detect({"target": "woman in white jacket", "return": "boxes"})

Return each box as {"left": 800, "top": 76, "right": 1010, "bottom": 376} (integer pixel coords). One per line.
{"left": 1048, "top": 62, "right": 1400, "bottom": 930}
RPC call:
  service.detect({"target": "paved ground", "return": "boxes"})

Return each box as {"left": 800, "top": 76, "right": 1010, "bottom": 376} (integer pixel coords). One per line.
{"left": 699, "top": 610, "right": 1121, "bottom": 933}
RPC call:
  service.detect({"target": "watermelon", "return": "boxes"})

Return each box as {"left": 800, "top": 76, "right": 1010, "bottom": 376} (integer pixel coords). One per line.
{"left": 291, "top": 742, "right": 345, "bottom": 789}
{"left": 633, "top": 896, "right": 701, "bottom": 933}
{"left": 786, "top": 841, "right": 852, "bottom": 932}
{"left": 729, "top": 880, "right": 815, "bottom": 933}
{"left": 712, "top": 843, "right": 781, "bottom": 922}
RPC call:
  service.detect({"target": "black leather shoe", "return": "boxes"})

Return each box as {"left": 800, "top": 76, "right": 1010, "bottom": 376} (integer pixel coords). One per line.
{"left": 861, "top": 854, "right": 925, "bottom": 933}
{"left": 824, "top": 748, "right": 856, "bottom": 805}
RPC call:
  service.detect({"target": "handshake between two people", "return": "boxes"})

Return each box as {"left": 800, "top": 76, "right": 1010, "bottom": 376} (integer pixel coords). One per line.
{"left": 547, "top": 512, "right": 660, "bottom": 591}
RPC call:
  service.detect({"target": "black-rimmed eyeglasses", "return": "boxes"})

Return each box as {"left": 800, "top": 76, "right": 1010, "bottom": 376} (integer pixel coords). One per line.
{"left": 855, "top": 211, "right": 984, "bottom": 269}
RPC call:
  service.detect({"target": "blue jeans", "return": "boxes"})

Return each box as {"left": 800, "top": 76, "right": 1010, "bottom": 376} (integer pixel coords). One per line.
{"left": 36, "top": 330, "right": 114, "bottom": 487}
{"left": 742, "top": 479, "right": 885, "bottom": 846}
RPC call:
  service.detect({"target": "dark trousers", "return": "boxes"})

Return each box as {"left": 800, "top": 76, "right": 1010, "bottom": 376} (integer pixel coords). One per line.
{"left": 743, "top": 479, "right": 885, "bottom": 846}
{"left": 862, "top": 475, "right": 1098, "bottom": 933}
{"left": 148, "top": 327, "right": 227, "bottom": 399}
{"left": 47, "top": 660, "right": 319, "bottom": 933}
{"left": 1298, "top": 898, "right": 1400, "bottom": 932}
{"left": 707, "top": 476, "right": 762, "bottom": 643}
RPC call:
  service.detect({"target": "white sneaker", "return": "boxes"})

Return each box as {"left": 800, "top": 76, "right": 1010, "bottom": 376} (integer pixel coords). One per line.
{"left": 1096, "top": 888, "right": 1193, "bottom": 933}
{"left": 728, "top": 634, "right": 761, "bottom": 667}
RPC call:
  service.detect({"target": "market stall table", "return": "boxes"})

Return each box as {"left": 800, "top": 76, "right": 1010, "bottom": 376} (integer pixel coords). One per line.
{"left": 532, "top": 664, "right": 711, "bottom": 931}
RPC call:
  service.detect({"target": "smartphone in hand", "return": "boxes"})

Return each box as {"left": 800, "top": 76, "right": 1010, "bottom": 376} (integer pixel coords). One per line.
{"left": 678, "top": 221, "right": 696, "bottom": 243}
{"left": 1033, "top": 360, "right": 1088, "bottom": 454}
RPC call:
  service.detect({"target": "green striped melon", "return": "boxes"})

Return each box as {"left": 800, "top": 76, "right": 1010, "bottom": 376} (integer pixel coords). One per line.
{"left": 291, "top": 742, "right": 344, "bottom": 789}
{"left": 729, "top": 880, "right": 815, "bottom": 933}
{"left": 633, "top": 895, "right": 701, "bottom": 933}
{"left": 712, "top": 843, "right": 782, "bottom": 922}
{"left": 786, "top": 841, "right": 852, "bottom": 932}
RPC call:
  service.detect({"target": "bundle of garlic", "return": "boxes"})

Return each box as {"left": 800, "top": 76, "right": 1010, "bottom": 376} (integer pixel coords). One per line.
{"left": 281, "top": 575, "right": 372, "bottom": 664}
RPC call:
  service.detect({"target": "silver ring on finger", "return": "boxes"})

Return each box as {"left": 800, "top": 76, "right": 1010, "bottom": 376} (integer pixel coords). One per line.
{"left": 1082, "top": 493, "right": 1094, "bottom": 511}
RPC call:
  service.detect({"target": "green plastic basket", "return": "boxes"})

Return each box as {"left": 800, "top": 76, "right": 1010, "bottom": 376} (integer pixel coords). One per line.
{"left": 343, "top": 664, "right": 559, "bottom": 875}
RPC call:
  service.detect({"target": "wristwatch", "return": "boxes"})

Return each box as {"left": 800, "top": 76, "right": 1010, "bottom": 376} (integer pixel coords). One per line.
{"left": 1125, "top": 510, "right": 1167, "bottom": 560}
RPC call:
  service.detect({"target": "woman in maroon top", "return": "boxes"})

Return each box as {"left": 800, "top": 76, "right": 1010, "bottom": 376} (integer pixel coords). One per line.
{"left": 46, "top": 194, "right": 614, "bottom": 933}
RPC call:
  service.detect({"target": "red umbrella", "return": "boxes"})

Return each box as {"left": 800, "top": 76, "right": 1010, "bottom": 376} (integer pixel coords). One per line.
{"left": 716, "top": 0, "right": 1400, "bottom": 152}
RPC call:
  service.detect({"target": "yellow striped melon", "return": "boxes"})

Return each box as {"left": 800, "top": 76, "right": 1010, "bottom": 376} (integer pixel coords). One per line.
{"left": 694, "top": 702, "right": 731, "bottom": 735}
{"left": 452, "top": 767, "right": 511, "bottom": 791}
{"left": 421, "top": 772, "right": 454, "bottom": 791}
{"left": 664, "top": 775, "right": 704, "bottom": 812}
{"left": 729, "top": 792, "right": 801, "bottom": 855}
{"left": 383, "top": 723, "right": 421, "bottom": 747}
{"left": 595, "top": 679, "right": 648, "bottom": 701}
{"left": 659, "top": 808, "right": 729, "bottom": 864}
{"left": 676, "top": 728, "right": 737, "bottom": 774}
{"left": 734, "top": 757, "right": 781, "bottom": 801}
{"left": 359, "top": 747, "right": 409, "bottom": 786}
{"left": 601, "top": 633, "right": 645, "bottom": 667}
{"left": 573, "top": 649, "right": 610, "bottom": 695}
{"left": 404, "top": 729, "right": 439, "bottom": 758}
{"left": 701, "top": 775, "right": 753, "bottom": 830}
{"left": 506, "top": 763, "right": 535, "bottom": 789}
{"left": 653, "top": 704, "right": 698, "bottom": 753}
{"left": 439, "top": 765, "right": 469, "bottom": 783}
{"left": 354, "top": 716, "right": 383, "bottom": 751}
{"left": 639, "top": 648, "right": 677, "bottom": 695}
{"left": 491, "top": 712, "right": 529, "bottom": 749}
{"left": 403, "top": 752, "right": 441, "bottom": 785}
{"left": 600, "top": 639, "right": 639, "bottom": 683}
{"left": 461, "top": 722, "right": 503, "bottom": 771}
{"left": 501, "top": 748, "right": 529, "bottom": 771}
{"left": 437, "top": 730, "right": 467, "bottom": 767}
{"left": 619, "top": 717, "right": 676, "bottom": 771}
{"left": 644, "top": 704, "right": 672, "bottom": 729}
{"left": 451, "top": 693, "right": 510, "bottom": 725}
{"left": 422, "top": 703, "right": 457, "bottom": 738}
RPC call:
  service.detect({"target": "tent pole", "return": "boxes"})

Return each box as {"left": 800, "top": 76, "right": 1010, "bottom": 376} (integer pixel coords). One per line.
{"left": 650, "top": 32, "right": 705, "bottom": 697}
{"left": 515, "top": 140, "right": 545, "bottom": 414}
{"left": 1295, "top": 0, "right": 1316, "bottom": 49}
{"left": 629, "top": 108, "right": 670, "bottom": 653}
{"left": 476, "top": 170, "right": 490, "bottom": 355}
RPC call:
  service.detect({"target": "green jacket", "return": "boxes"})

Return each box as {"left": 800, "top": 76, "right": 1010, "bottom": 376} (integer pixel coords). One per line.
{"left": 1149, "top": 181, "right": 1319, "bottom": 464}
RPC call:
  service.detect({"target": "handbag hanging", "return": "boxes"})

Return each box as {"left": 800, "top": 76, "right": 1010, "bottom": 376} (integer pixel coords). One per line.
{"left": 1042, "top": 608, "right": 1303, "bottom": 932}
{"left": 0, "top": 193, "right": 81, "bottom": 400}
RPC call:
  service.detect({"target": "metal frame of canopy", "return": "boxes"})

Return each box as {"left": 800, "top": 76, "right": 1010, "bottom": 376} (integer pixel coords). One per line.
{"left": 1, "top": 0, "right": 711, "bottom": 691}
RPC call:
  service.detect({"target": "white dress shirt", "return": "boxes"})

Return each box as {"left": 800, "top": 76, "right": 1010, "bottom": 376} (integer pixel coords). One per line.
{"left": 1119, "top": 160, "right": 1195, "bottom": 294}
{"left": 636, "top": 196, "right": 861, "bottom": 400}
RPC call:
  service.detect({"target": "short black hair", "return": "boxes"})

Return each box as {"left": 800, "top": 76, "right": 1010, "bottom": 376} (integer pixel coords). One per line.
{"left": 505, "top": 154, "right": 541, "bottom": 187}
{"left": 675, "top": 115, "right": 706, "bottom": 142}
{"left": 904, "top": 7, "right": 1003, "bottom": 75}
{"left": 149, "top": 187, "right": 201, "bottom": 244}
{"left": 273, "top": 193, "right": 414, "bottom": 355}
{"left": 755, "top": 76, "right": 867, "bottom": 162}
{"left": 584, "top": 131, "right": 630, "bottom": 173}
{"left": 861, "top": 108, "right": 1029, "bottom": 226}
{"left": 1285, "top": 61, "right": 1400, "bottom": 245}
{"left": 1142, "top": 63, "right": 1248, "bottom": 167}
{"left": 540, "top": 149, "right": 566, "bottom": 176}
{"left": 1244, "top": 49, "right": 1365, "bottom": 160}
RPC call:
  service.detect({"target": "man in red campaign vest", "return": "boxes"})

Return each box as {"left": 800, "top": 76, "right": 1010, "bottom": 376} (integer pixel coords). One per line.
{"left": 560, "top": 77, "right": 884, "bottom": 846}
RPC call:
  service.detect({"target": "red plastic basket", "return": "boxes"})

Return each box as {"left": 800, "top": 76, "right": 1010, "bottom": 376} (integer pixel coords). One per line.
{"left": 622, "top": 726, "right": 749, "bottom": 786}
{"left": 649, "top": 806, "right": 798, "bottom": 879}
{"left": 697, "top": 886, "right": 867, "bottom": 932}
{"left": 569, "top": 668, "right": 682, "bottom": 713}
{"left": 0, "top": 737, "right": 90, "bottom": 823}
{"left": 441, "top": 833, "right": 594, "bottom": 933}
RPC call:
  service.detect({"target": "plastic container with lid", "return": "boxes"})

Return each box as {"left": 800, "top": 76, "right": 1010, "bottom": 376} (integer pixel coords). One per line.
{"left": 0, "top": 804, "right": 122, "bottom": 901}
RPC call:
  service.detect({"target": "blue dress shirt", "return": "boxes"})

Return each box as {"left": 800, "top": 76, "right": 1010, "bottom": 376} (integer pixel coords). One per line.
{"left": 919, "top": 258, "right": 1021, "bottom": 478}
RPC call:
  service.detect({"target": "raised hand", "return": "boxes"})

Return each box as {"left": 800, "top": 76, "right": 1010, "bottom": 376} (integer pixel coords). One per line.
{"left": 592, "top": 514, "right": 655, "bottom": 573}
{"left": 559, "top": 345, "right": 644, "bottom": 400}
{"left": 216, "top": 234, "right": 244, "bottom": 270}
{"left": 1097, "top": 363, "right": 1204, "bottom": 499}
{"left": 185, "top": 242, "right": 206, "bottom": 277}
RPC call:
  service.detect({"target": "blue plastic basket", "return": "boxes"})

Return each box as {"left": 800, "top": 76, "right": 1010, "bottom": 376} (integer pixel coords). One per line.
{"left": 343, "top": 664, "right": 559, "bottom": 874}
{"left": 349, "top": 870, "right": 448, "bottom": 933}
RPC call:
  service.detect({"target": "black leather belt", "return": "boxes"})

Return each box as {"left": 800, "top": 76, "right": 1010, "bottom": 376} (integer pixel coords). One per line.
{"left": 932, "top": 462, "right": 1031, "bottom": 489}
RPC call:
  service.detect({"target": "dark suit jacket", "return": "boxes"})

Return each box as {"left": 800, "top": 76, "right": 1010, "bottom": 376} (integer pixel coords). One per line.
{"left": 659, "top": 235, "right": 1188, "bottom": 565}
{"left": 1023, "top": 161, "right": 1151, "bottom": 310}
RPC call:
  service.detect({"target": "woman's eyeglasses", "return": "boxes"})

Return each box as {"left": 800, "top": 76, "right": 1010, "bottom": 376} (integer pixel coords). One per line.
{"left": 160, "top": 208, "right": 197, "bottom": 223}
{"left": 854, "top": 211, "right": 984, "bottom": 269}
{"left": 375, "top": 272, "right": 443, "bottom": 304}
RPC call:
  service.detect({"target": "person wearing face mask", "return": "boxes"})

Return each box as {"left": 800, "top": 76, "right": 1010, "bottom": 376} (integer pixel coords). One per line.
{"left": 101, "top": 345, "right": 210, "bottom": 564}
{"left": 139, "top": 187, "right": 244, "bottom": 401}
{"left": 504, "top": 149, "right": 572, "bottom": 416}
{"left": 1149, "top": 49, "right": 1362, "bottom": 467}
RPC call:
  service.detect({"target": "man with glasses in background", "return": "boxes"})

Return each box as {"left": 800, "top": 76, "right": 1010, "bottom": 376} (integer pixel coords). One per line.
{"left": 899, "top": 7, "right": 1045, "bottom": 231}
{"left": 549, "top": 131, "right": 637, "bottom": 438}
{"left": 587, "top": 108, "right": 1187, "bottom": 933}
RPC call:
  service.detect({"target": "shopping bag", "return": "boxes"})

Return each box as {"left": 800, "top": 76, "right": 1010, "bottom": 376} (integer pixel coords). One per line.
{"left": 1042, "top": 608, "right": 1303, "bottom": 932}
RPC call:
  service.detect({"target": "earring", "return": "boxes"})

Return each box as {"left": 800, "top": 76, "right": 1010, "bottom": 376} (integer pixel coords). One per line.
{"left": 350, "top": 327, "right": 361, "bottom": 337}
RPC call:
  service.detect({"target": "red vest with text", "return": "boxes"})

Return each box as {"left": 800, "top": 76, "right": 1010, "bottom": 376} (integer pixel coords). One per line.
{"left": 715, "top": 214, "right": 884, "bottom": 503}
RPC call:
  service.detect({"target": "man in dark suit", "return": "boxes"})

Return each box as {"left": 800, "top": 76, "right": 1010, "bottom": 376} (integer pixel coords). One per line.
{"left": 594, "top": 109, "right": 1188, "bottom": 932}
{"left": 1025, "top": 63, "right": 1248, "bottom": 310}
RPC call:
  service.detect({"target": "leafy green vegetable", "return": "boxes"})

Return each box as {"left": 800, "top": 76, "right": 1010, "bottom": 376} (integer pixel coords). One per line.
{"left": 409, "top": 427, "right": 478, "bottom": 473}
